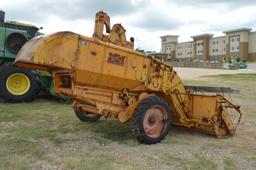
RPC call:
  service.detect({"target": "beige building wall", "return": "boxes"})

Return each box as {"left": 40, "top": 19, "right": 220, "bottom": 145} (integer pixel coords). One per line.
{"left": 160, "top": 28, "right": 256, "bottom": 62}
{"left": 160, "top": 35, "right": 178, "bottom": 53}
{"left": 248, "top": 32, "right": 256, "bottom": 60}
{"left": 209, "top": 36, "right": 226, "bottom": 55}
{"left": 248, "top": 32, "right": 256, "bottom": 53}
{"left": 209, "top": 36, "right": 226, "bottom": 60}
{"left": 176, "top": 41, "right": 193, "bottom": 59}
{"left": 176, "top": 43, "right": 186, "bottom": 59}
{"left": 226, "top": 31, "right": 249, "bottom": 42}
{"left": 224, "top": 29, "right": 251, "bottom": 60}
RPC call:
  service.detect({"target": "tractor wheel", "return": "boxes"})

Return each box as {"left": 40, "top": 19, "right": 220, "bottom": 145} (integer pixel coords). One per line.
{"left": 74, "top": 109, "right": 101, "bottom": 122}
{"left": 132, "top": 96, "right": 172, "bottom": 144}
{"left": 0, "top": 63, "right": 39, "bottom": 102}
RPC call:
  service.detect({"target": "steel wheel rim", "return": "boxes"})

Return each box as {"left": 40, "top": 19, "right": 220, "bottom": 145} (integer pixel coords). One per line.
{"left": 6, "top": 73, "right": 31, "bottom": 95}
{"left": 143, "top": 105, "right": 168, "bottom": 138}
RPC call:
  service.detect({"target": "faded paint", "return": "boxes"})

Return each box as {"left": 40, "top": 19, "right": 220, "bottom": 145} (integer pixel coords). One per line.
{"left": 14, "top": 12, "right": 242, "bottom": 142}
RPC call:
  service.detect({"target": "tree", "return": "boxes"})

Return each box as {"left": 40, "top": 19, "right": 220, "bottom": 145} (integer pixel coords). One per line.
{"left": 135, "top": 48, "right": 145, "bottom": 53}
{"left": 236, "top": 57, "right": 240, "bottom": 62}
{"left": 228, "top": 57, "right": 232, "bottom": 64}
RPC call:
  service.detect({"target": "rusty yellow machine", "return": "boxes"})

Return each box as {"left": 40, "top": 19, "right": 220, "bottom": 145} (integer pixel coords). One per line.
{"left": 15, "top": 11, "right": 242, "bottom": 144}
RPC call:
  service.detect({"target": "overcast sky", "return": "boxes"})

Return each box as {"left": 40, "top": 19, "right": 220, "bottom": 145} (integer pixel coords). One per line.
{"left": 1, "top": 0, "right": 256, "bottom": 51}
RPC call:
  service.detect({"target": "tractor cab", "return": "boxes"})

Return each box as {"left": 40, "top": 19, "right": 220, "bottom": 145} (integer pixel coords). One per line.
{"left": 0, "top": 10, "right": 42, "bottom": 58}
{"left": 4, "top": 21, "right": 41, "bottom": 39}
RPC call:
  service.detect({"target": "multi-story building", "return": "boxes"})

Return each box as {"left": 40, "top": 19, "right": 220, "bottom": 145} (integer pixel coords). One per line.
{"left": 160, "top": 28, "right": 256, "bottom": 62}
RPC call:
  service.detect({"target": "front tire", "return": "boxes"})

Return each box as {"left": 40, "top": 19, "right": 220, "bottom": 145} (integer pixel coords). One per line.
{"left": 74, "top": 109, "right": 101, "bottom": 122}
{"left": 132, "top": 96, "right": 172, "bottom": 144}
{"left": 0, "top": 63, "right": 39, "bottom": 102}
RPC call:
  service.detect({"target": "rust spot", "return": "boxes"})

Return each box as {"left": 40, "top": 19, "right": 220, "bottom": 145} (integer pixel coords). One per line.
{"left": 90, "top": 51, "right": 97, "bottom": 56}
{"left": 107, "top": 52, "right": 125, "bottom": 66}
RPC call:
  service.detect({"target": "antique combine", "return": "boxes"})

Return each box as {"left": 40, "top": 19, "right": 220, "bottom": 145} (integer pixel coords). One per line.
{"left": 15, "top": 11, "right": 241, "bottom": 144}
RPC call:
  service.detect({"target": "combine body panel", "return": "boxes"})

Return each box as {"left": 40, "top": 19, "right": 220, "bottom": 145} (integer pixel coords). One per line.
{"left": 15, "top": 11, "right": 241, "bottom": 144}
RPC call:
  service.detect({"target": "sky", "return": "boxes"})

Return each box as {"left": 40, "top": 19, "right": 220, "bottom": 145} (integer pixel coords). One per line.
{"left": 1, "top": 0, "right": 256, "bottom": 51}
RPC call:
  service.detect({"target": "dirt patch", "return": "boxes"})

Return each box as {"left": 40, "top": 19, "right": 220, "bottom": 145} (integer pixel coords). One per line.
{"left": 174, "top": 67, "right": 256, "bottom": 80}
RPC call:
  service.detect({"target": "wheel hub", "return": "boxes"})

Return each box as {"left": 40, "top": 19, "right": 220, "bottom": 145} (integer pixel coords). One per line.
{"left": 143, "top": 105, "right": 168, "bottom": 138}
{"left": 6, "top": 73, "right": 31, "bottom": 95}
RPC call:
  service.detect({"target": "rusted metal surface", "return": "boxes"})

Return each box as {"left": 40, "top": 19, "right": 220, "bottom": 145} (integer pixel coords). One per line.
{"left": 93, "top": 11, "right": 134, "bottom": 49}
{"left": 14, "top": 11, "right": 242, "bottom": 140}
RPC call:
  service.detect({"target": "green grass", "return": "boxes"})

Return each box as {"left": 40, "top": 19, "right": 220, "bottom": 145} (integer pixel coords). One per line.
{"left": 186, "top": 156, "right": 217, "bottom": 170}
{"left": 246, "top": 61, "right": 256, "bottom": 64}
{"left": 224, "top": 158, "right": 237, "bottom": 170}
{"left": 0, "top": 74, "right": 256, "bottom": 169}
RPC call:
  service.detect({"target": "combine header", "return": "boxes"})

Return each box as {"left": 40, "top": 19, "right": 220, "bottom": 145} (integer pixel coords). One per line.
{"left": 15, "top": 11, "right": 241, "bottom": 144}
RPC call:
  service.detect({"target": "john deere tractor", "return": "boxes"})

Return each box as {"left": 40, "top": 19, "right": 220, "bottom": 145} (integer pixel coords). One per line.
{"left": 0, "top": 10, "right": 54, "bottom": 102}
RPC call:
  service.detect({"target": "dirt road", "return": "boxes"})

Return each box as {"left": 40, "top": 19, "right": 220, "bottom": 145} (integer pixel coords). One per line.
{"left": 174, "top": 67, "right": 256, "bottom": 80}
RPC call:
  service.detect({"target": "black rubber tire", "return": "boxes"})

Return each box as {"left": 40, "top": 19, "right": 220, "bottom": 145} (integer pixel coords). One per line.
{"left": 0, "top": 63, "right": 39, "bottom": 102}
{"left": 74, "top": 109, "right": 101, "bottom": 122}
{"left": 132, "top": 96, "right": 172, "bottom": 144}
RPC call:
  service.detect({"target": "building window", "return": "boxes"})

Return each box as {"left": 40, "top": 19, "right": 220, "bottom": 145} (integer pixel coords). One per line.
{"left": 196, "top": 40, "right": 204, "bottom": 55}
{"left": 165, "top": 47, "right": 171, "bottom": 53}
{"left": 216, "top": 49, "right": 218, "bottom": 52}
{"left": 230, "top": 36, "right": 239, "bottom": 52}
{"left": 212, "top": 49, "right": 215, "bottom": 53}
{"left": 213, "top": 41, "right": 215, "bottom": 45}
{"left": 223, "top": 48, "right": 226, "bottom": 51}
{"left": 162, "top": 38, "right": 167, "bottom": 42}
{"left": 223, "top": 40, "right": 225, "bottom": 44}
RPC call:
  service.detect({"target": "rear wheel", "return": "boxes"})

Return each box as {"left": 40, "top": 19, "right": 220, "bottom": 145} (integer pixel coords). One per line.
{"left": 0, "top": 63, "right": 39, "bottom": 102}
{"left": 132, "top": 96, "right": 172, "bottom": 144}
{"left": 74, "top": 109, "right": 101, "bottom": 122}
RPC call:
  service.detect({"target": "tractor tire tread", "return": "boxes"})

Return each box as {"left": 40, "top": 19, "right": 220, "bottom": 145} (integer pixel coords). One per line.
{"left": 0, "top": 62, "right": 39, "bottom": 102}
{"left": 132, "top": 96, "right": 172, "bottom": 144}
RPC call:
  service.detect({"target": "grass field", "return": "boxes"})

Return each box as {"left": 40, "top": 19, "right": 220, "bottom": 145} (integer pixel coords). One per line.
{"left": 0, "top": 74, "right": 256, "bottom": 170}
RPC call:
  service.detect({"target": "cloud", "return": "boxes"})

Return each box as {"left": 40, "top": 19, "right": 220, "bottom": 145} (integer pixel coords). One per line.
{"left": 2, "top": 0, "right": 147, "bottom": 22}
{"left": 131, "top": 10, "right": 184, "bottom": 31}
{"left": 169, "top": 0, "right": 256, "bottom": 7}
{"left": 129, "top": 2, "right": 186, "bottom": 31}
{"left": 2, "top": 0, "right": 256, "bottom": 51}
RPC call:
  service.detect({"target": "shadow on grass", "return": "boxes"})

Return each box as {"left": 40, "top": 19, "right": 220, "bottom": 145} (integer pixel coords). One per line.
{"left": 0, "top": 94, "right": 71, "bottom": 104}
{"left": 77, "top": 119, "right": 138, "bottom": 146}
{"left": 75, "top": 118, "right": 215, "bottom": 146}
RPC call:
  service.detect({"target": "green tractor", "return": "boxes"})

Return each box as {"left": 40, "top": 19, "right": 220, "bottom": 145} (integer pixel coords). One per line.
{"left": 0, "top": 10, "right": 54, "bottom": 102}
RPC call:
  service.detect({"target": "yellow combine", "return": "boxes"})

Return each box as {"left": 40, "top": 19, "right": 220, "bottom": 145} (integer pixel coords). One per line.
{"left": 15, "top": 11, "right": 241, "bottom": 144}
